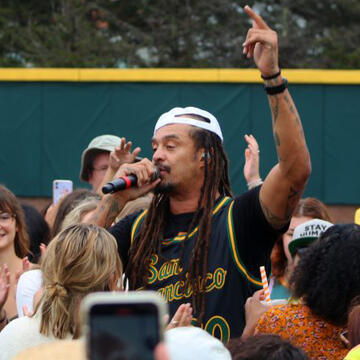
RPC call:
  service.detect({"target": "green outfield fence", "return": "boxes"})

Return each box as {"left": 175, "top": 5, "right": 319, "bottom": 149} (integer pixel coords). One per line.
{"left": 0, "top": 68, "right": 359, "bottom": 204}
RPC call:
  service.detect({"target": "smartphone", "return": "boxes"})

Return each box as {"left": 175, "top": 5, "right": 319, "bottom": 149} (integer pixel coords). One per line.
{"left": 82, "top": 291, "right": 167, "bottom": 360}
{"left": 52, "top": 179, "right": 73, "bottom": 205}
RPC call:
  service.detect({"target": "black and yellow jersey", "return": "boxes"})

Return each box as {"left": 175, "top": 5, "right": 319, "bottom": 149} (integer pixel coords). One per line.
{"left": 110, "top": 186, "right": 286, "bottom": 342}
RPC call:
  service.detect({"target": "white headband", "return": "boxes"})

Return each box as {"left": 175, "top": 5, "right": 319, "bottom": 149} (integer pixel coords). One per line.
{"left": 154, "top": 106, "right": 223, "bottom": 141}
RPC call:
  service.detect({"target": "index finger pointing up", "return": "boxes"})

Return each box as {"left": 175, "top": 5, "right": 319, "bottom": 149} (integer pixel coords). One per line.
{"left": 244, "top": 5, "right": 270, "bottom": 30}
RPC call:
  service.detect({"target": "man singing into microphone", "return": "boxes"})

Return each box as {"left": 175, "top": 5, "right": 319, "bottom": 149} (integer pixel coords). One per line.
{"left": 92, "top": 6, "right": 311, "bottom": 341}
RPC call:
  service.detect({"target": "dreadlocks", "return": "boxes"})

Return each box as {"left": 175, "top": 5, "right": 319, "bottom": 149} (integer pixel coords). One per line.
{"left": 125, "top": 115, "right": 233, "bottom": 324}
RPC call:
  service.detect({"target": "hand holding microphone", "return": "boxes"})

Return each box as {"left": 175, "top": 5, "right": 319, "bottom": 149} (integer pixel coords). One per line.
{"left": 102, "top": 159, "right": 160, "bottom": 195}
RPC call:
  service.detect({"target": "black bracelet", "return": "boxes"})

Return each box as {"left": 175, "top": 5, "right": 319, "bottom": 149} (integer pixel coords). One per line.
{"left": 264, "top": 78, "right": 288, "bottom": 95}
{"left": 261, "top": 70, "right": 281, "bottom": 80}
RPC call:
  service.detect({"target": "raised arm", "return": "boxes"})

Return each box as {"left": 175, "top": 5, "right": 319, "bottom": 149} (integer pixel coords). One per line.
{"left": 96, "top": 137, "right": 141, "bottom": 197}
{"left": 243, "top": 5, "right": 311, "bottom": 229}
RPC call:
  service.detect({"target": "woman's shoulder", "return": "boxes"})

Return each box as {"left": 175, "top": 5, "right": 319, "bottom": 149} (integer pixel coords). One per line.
{"left": 264, "top": 303, "right": 307, "bottom": 317}
{"left": 0, "top": 315, "right": 52, "bottom": 360}
{"left": 0, "top": 315, "right": 40, "bottom": 339}
{"left": 256, "top": 303, "right": 310, "bottom": 333}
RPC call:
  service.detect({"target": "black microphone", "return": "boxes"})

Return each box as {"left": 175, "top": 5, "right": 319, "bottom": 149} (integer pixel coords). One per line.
{"left": 102, "top": 167, "right": 159, "bottom": 194}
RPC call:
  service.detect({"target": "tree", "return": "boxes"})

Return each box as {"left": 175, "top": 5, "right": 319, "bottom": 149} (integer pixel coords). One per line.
{"left": 0, "top": 0, "right": 359, "bottom": 68}
{"left": 0, "top": 0, "right": 124, "bottom": 67}
{"left": 260, "top": 0, "right": 360, "bottom": 68}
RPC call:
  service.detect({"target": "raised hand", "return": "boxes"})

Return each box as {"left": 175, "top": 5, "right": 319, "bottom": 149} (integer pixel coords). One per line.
{"left": 40, "top": 243, "right": 47, "bottom": 259}
{"left": 244, "top": 134, "right": 261, "bottom": 187}
{"left": 110, "top": 137, "right": 141, "bottom": 172}
{"left": 14, "top": 257, "right": 31, "bottom": 297}
{"left": 22, "top": 304, "right": 33, "bottom": 317}
{"left": 44, "top": 194, "right": 66, "bottom": 230}
{"left": 0, "top": 264, "right": 10, "bottom": 311}
{"left": 242, "top": 289, "right": 270, "bottom": 338}
{"left": 243, "top": 5, "right": 280, "bottom": 78}
{"left": 165, "top": 303, "right": 193, "bottom": 331}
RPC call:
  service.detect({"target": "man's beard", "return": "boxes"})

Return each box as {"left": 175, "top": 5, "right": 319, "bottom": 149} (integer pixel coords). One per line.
{"left": 153, "top": 163, "right": 173, "bottom": 194}
{"left": 154, "top": 181, "right": 175, "bottom": 194}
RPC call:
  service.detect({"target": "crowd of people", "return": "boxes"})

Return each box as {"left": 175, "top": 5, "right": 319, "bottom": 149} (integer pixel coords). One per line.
{"left": 0, "top": 5, "right": 359, "bottom": 360}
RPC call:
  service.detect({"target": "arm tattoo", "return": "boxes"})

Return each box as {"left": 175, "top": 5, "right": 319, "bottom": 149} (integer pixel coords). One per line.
{"left": 104, "top": 200, "right": 121, "bottom": 228}
{"left": 260, "top": 186, "right": 301, "bottom": 229}
{"left": 92, "top": 203, "right": 106, "bottom": 223}
{"left": 285, "top": 186, "right": 301, "bottom": 220}
{"left": 284, "top": 93, "right": 301, "bottom": 125}
{"left": 260, "top": 199, "right": 289, "bottom": 229}
{"left": 271, "top": 95, "right": 280, "bottom": 124}
{"left": 92, "top": 196, "right": 121, "bottom": 228}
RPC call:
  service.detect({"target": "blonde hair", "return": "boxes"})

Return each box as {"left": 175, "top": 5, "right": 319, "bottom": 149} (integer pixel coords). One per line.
{"left": 39, "top": 224, "right": 122, "bottom": 339}
{"left": 61, "top": 197, "right": 100, "bottom": 231}
{"left": 114, "top": 193, "right": 153, "bottom": 223}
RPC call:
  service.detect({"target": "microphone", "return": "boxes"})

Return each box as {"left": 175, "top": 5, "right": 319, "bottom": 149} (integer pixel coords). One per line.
{"left": 102, "top": 167, "right": 159, "bottom": 194}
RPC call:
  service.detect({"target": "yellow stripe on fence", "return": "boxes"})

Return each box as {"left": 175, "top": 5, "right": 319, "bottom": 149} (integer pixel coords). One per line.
{"left": 0, "top": 68, "right": 360, "bottom": 84}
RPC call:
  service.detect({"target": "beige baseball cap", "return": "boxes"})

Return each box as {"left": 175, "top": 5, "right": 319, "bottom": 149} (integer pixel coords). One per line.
{"left": 80, "top": 134, "right": 121, "bottom": 182}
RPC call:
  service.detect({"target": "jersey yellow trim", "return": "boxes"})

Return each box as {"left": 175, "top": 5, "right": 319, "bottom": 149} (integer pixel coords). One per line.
{"left": 162, "top": 196, "right": 231, "bottom": 246}
{"left": 227, "top": 201, "right": 263, "bottom": 287}
{"left": 204, "top": 315, "right": 231, "bottom": 342}
{"left": 130, "top": 209, "right": 148, "bottom": 245}
{"left": 1, "top": 68, "right": 360, "bottom": 84}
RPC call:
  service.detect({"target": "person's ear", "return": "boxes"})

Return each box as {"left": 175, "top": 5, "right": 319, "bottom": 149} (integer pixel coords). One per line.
{"left": 200, "top": 152, "right": 210, "bottom": 161}
{"left": 199, "top": 151, "right": 211, "bottom": 169}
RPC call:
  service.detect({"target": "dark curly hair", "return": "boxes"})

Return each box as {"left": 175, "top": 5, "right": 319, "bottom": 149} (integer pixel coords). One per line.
{"left": 227, "top": 334, "right": 309, "bottom": 360}
{"left": 291, "top": 224, "right": 360, "bottom": 326}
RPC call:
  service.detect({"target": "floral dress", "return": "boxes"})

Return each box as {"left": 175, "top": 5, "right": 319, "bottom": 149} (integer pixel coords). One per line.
{"left": 255, "top": 303, "right": 348, "bottom": 360}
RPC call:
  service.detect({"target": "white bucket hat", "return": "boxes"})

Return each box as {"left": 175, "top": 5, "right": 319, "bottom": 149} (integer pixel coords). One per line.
{"left": 80, "top": 134, "right": 121, "bottom": 182}
{"left": 165, "top": 327, "right": 231, "bottom": 360}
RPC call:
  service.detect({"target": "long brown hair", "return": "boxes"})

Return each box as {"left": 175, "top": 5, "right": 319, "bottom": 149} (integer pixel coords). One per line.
{"left": 347, "top": 297, "right": 360, "bottom": 348}
{"left": 39, "top": 224, "right": 123, "bottom": 339}
{"left": 126, "top": 117, "right": 232, "bottom": 324}
{"left": 271, "top": 197, "right": 332, "bottom": 279}
{"left": 0, "top": 184, "right": 30, "bottom": 258}
{"left": 51, "top": 189, "right": 100, "bottom": 238}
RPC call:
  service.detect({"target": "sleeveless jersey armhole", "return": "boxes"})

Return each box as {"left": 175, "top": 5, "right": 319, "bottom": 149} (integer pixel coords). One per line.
{"left": 226, "top": 200, "right": 263, "bottom": 288}
{"left": 130, "top": 209, "right": 148, "bottom": 245}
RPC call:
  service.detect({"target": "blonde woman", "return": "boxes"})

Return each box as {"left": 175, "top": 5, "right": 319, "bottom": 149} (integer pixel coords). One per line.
{"left": 0, "top": 224, "right": 123, "bottom": 359}
{"left": 60, "top": 197, "right": 101, "bottom": 231}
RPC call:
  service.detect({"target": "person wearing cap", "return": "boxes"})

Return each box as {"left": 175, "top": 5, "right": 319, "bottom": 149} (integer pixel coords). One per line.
{"left": 80, "top": 134, "right": 122, "bottom": 192}
{"left": 286, "top": 218, "right": 333, "bottom": 305}
{"left": 91, "top": 5, "right": 311, "bottom": 341}
{"left": 288, "top": 218, "right": 333, "bottom": 260}
{"left": 240, "top": 218, "right": 334, "bottom": 338}
{"left": 256, "top": 224, "right": 360, "bottom": 359}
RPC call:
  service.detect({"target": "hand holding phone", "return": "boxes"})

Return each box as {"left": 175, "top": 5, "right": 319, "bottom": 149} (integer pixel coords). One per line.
{"left": 82, "top": 291, "right": 167, "bottom": 360}
{"left": 52, "top": 179, "right": 73, "bottom": 205}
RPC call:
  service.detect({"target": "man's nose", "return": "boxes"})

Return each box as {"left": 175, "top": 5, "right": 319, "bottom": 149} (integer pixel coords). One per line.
{"left": 153, "top": 147, "right": 165, "bottom": 162}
